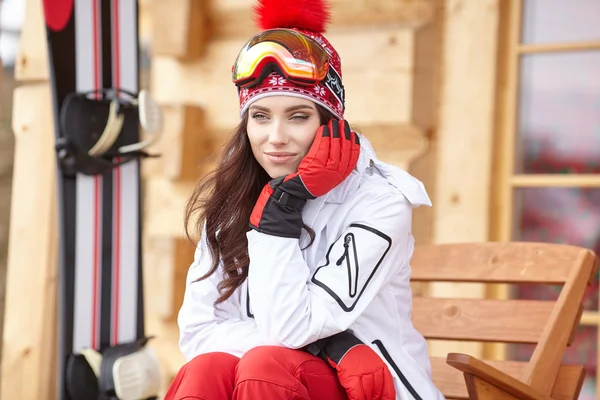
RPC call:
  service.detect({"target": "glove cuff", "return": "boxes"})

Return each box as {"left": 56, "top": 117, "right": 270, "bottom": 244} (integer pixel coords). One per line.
{"left": 272, "top": 186, "right": 307, "bottom": 211}
{"left": 311, "top": 331, "right": 363, "bottom": 365}
{"left": 249, "top": 189, "right": 306, "bottom": 239}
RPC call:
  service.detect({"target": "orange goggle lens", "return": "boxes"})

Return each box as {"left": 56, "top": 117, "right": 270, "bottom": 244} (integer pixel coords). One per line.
{"left": 232, "top": 29, "right": 329, "bottom": 88}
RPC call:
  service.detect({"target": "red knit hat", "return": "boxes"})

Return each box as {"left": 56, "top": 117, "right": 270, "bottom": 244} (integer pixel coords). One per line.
{"left": 233, "top": 0, "right": 345, "bottom": 119}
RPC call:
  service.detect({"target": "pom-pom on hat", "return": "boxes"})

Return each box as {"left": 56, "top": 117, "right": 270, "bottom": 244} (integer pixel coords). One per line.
{"left": 233, "top": 0, "right": 345, "bottom": 119}
{"left": 254, "top": 0, "right": 331, "bottom": 33}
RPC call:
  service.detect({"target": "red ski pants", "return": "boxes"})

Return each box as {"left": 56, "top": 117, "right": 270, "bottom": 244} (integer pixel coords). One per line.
{"left": 164, "top": 346, "right": 348, "bottom": 400}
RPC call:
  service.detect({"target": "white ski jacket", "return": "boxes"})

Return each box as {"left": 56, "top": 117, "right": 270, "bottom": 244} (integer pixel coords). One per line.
{"left": 178, "top": 135, "right": 445, "bottom": 400}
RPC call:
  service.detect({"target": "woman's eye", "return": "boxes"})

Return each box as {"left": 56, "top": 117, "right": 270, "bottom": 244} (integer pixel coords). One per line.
{"left": 291, "top": 114, "right": 309, "bottom": 121}
{"left": 252, "top": 113, "right": 267, "bottom": 120}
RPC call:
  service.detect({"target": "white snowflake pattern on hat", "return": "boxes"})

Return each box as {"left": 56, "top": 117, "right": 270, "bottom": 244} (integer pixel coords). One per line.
{"left": 268, "top": 76, "right": 287, "bottom": 86}
{"left": 314, "top": 85, "right": 326, "bottom": 96}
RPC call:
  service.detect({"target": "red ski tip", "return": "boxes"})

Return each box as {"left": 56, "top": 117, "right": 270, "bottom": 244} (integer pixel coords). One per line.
{"left": 43, "top": 0, "right": 74, "bottom": 32}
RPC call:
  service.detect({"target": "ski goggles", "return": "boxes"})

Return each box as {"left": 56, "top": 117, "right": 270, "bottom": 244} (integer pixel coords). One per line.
{"left": 232, "top": 29, "right": 330, "bottom": 88}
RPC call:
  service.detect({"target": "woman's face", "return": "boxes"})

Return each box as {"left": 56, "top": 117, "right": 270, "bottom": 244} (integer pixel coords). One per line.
{"left": 247, "top": 96, "right": 322, "bottom": 179}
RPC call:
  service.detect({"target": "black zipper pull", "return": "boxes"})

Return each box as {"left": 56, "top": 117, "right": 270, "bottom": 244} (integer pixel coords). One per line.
{"left": 337, "top": 234, "right": 358, "bottom": 298}
{"left": 336, "top": 235, "right": 351, "bottom": 266}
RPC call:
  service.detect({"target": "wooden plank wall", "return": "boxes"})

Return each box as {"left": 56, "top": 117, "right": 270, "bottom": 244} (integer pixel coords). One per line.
{"left": 0, "top": 0, "right": 58, "bottom": 398}
{"left": 1, "top": 0, "right": 505, "bottom": 397}
{"left": 144, "top": 0, "right": 440, "bottom": 392}
{"left": 141, "top": 0, "right": 209, "bottom": 390}
{"left": 427, "top": 0, "right": 501, "bottom": 358}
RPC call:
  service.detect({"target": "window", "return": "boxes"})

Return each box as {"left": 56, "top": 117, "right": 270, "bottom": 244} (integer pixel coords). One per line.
{"left": 492, "top": 1, "right": 600, "bottom": 398}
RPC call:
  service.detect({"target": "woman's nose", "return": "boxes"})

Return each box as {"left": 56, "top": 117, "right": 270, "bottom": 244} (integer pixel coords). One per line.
{"left": 268, "top": 121, "right": 288, "bottom": 145}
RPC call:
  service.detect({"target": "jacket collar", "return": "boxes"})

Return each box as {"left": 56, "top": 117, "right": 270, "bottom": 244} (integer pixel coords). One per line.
{"left": 300, "top": 134, "right": 432, "bottom": 245}
{"left": 322, "top": 134, "right": 433, "bottom": 207}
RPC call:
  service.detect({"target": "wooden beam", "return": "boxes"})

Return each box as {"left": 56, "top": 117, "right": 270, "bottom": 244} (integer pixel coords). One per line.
{"left": 432, "top": 0, "right": 501, "bottom": 239}
{"left": 210, "top": 0, "right": 436, "bottom": 39}
{"left": 143, "top": 105, "right": 211, "bottom": 181}
{"left": 518, "top": 40, "right": 600, "bottom": 54}
{"left": 144, "top": 236, "right": 196, "bottom": 322}
{"left": 1, "top": 83, "right": 58, "bottom": 400}
{"left": 511, "top": 174, "right": 600, "bottom": 188}
{"left": 138, "top": 0, "right": 153, "bottom": 45}
{"left": 363, "top": 123, "right": 428, "bottom": 170}
{"left": 486, "top": 2, "right": 522, "bottom": 361}
{"left": 145, "top": 178, "right": 197, "bottom": 238}
{"left": 15, "top": 0, "right": 49, "bottom": 82}
{"left": 151, "top": 28, "right": 415, "bottom": 128}
{"left": 145, "top": 315, "right": 186, "bottom": 394}
{"left": 406, "top": 3, "right": 442, "bottom": 246}
{"left": 143, "top": 236, "right": 191, "bottom": 394}
{"left": 145, "top": 122, "right": 426, "bottom": 239}
{"left": 206, "top": 123, "right": 426, "bottom": 165}
{"left": 428, "top": 0, "right": 501, "bottom": 358}
{"left": 330, "top": 0, "right": 436, "bottom": 28}
{"left": 150, "top": 0, "right": 210, "bottom": 59}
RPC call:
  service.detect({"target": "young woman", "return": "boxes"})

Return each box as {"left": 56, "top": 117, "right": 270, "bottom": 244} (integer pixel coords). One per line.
{"left": 164, "top": 0, "right": 445, "bottom": 399}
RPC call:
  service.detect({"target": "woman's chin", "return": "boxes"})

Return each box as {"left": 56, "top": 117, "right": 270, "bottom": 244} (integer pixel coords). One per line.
{"left": 266, "top": 165, "right": 297, "bottom": 179}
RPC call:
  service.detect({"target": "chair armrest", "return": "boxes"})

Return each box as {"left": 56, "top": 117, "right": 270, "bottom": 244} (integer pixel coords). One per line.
{"left": 446, "top": 353, "right": 553, "bottom": 400}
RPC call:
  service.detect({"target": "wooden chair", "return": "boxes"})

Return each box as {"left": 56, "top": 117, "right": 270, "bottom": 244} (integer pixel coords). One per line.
{"left": 410, "top": 242, "right": 598, "bottom": 400}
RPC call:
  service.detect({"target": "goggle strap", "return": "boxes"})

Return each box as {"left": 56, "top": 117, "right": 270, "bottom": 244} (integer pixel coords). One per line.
{"left": 323, "top": 67, "right": 345, "bottom": 106}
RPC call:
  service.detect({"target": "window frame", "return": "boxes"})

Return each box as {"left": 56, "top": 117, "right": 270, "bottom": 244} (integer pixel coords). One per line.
{"left": 489, "top": 0, "right": 600, "bottom": 394}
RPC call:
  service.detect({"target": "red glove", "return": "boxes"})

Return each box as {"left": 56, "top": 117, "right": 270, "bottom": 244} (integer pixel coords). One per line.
{"left": 250, "top": 119, "right": 360, "bottom": 238}
{"left": 317, "top": 331, "right": 396, "bottom": 400}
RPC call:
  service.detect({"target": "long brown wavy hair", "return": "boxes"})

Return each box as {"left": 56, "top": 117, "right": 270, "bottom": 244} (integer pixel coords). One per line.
{"left": 185, "top": 104, "right": 336, "bottom": 304}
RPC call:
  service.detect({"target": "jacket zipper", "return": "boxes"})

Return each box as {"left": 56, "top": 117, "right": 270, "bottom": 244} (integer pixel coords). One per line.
{"left": 336, "top": 233, "right": 359, "bottom": 298}
{"left": 246, "top": 284, "right": 253, "bottom": 318}
{"left": 372, "top": 339, "right": 423, "bottom": 400}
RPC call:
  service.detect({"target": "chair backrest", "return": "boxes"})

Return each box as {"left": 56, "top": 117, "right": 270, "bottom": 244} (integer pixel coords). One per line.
{"left": 410, "top": 242, "right": 598, "bottom": 399}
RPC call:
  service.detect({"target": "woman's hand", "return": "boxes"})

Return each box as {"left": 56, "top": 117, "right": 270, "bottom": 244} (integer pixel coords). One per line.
{"left": 249, "top": 119, "right": 360, "bottom": 238}
{"left": 282, "top": 118, "right": 360, "bottom": 199}
{"left": 305, "top": 331, "right": 396, "bottom": 400}
{"left": 312, "top": 331, "right": 396, "bottom": 400}
{"left": 328, "top": 343, "right": 396, "bottom": 400}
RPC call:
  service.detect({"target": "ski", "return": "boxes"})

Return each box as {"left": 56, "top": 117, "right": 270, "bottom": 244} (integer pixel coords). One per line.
{"left": 43, "top": 1, "right": 161, "bottom": 399}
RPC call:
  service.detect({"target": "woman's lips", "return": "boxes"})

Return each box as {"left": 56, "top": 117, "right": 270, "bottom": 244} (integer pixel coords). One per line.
{"left": 264, "top": 152, "right": 297, "bottom": 164}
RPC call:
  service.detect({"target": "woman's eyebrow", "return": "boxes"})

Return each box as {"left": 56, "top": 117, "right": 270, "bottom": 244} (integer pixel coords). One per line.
{"left": 249, "top": 104, "right": 314, "bottom": 113}
{"left": 249, "top": 105, "right": 270, "bottom": 112}
{"left": 285, "top": 105, "right": 314, "bottom": 112}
